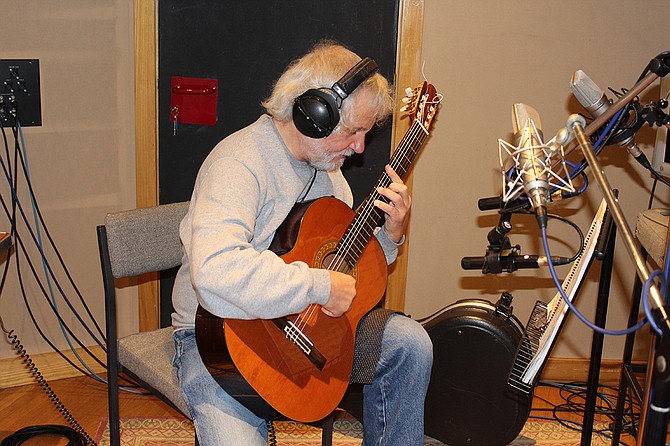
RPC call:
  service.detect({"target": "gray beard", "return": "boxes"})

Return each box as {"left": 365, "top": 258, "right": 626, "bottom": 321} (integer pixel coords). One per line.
{"left": 307, "top": 149, "right": 353, "bottom": 171}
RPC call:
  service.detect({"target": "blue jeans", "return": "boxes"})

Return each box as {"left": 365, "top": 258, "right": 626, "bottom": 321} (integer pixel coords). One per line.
{"left": 173, "top": 314, "right": 433, "bottom": 446}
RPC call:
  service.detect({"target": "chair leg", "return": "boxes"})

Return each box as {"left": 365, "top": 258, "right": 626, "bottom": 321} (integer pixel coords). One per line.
{"left": 321, "top": 414, "right": 334, "bottom": 446}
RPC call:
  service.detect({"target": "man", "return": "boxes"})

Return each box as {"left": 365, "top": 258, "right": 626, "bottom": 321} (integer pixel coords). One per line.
{"left": 171, "top": 40, "right": 433, "bottom": 446}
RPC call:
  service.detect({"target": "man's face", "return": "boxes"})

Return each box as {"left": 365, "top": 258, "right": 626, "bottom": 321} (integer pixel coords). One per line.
{"left": 302, "top": 91, "right": 377, "bottom": 171}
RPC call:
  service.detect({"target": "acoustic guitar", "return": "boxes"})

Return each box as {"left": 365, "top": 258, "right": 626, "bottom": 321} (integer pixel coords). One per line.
{"left": 196, "top": 81, "right": 440, "bottom": 422}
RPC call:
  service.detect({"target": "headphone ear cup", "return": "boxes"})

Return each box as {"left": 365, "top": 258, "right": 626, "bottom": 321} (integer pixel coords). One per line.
{"left": 292, "top": 88, "right": 340, "bottom": 138}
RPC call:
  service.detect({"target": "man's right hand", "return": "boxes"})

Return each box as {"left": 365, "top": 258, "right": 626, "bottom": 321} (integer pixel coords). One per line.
{"left": 322, "top": 271, "right": 356, "bottom": 317}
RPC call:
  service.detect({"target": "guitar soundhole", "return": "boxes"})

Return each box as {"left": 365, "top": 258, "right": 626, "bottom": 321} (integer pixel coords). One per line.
{"left": 322, "top": 252, "right": 352, "bottom": 275}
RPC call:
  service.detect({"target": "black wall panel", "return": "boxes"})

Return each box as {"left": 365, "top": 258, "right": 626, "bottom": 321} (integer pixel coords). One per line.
{"left": 158, "top": 0, "right": 400, "bottom": 325}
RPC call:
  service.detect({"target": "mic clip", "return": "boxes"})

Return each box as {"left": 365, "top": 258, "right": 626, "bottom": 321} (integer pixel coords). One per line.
{"left": 483, "top": 245, "right": 522, "bottom": 274}
{"left": 647, "top": 51, "right": 670, "bottom": 77}
{"left": 487, "top": 211, "right": 513, "bottom": 250}
{"left": 484, "top": 212, "right": 515, "bottom": 274}
{"left": 640, "top": 99, "right": 670, "bottom": 128}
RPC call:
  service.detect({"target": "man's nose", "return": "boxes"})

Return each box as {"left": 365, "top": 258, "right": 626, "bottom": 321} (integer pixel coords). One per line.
{"left": 350, "top": 133, "right": 366, "bottom": 154}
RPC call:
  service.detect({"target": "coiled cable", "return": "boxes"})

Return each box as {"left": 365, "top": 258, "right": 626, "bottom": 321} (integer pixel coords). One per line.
{"left": 1, "top": 319, "right": 95, "bottom": 445}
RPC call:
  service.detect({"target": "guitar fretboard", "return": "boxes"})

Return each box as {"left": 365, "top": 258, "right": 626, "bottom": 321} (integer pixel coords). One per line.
{"left": 336, "top": 118, "right": 432, "bottom": 268}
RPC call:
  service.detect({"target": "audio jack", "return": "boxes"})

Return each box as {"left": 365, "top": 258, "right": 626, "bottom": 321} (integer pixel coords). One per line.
{"left": 1, "top": 316, "right": 95, "bottom": 446}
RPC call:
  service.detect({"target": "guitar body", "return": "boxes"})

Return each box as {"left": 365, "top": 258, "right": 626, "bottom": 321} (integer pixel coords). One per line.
{"left": 198, "top": 197, "right": 388, "bottom": 422}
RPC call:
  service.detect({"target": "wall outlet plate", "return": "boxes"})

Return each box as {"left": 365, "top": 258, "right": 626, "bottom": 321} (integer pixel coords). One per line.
{"left": 0, "top": 59, "right": 42, "bottom": 127}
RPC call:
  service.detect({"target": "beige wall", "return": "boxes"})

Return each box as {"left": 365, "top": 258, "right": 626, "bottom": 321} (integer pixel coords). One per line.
{"left": 0, "top": 0, "right": 137, "bottom": 368}
{"left": 1, "top": 0, "right": 669, "bottom": 382}
{"left": 407, "top": 0, "right": 670, "bottom": 361}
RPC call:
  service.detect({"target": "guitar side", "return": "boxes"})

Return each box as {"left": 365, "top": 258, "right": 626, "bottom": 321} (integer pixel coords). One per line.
{"left": 198, "top": 197, "right": 388, "bottom": 422}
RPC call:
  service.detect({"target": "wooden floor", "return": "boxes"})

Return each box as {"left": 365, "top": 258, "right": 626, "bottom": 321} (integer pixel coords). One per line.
{"left": 0, "top": 375, "right": 642, "bottom": 445}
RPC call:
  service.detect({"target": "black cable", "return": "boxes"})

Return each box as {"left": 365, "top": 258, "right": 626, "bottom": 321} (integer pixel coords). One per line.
{"left": 648, "top": 177, "right": 659, "bottom": 210}
{"left": 8, "top": 125, "right": 105, "bottom": 341}
{"left": 267, "top": 419, "right": 277, "bottom": 446}
{"left": 0, "top": 192, "right": 106, "bottom": 374}
{"left": 546, "top": 212, "right": 585, "bottom": 264}
{"left": 1, "top": 126, "right": 106, "bottom": 346}
{"left": 531, "top": 381, "right": 640, "bottom": 446}
{"left": 0, "top": 127, "right": 108, "bottom": 354}
{"left": 647, "top": 164, "right": 670, "bottom": 189}
{"left": 18, "top": 230, "right": 106, "bottom": 372}
{"left": 0, "top": 325, "right": 96, "bottom": 445}
{"left": 0, "top": 425, "right": 89, "bottom": 446}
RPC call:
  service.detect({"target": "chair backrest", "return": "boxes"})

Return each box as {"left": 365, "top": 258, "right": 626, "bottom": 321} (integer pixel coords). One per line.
{"left": 99, "top": 201, "right": 191, "bottom": 446}
{"left": 103, "top": 201, "right": 190, "bottom": 278}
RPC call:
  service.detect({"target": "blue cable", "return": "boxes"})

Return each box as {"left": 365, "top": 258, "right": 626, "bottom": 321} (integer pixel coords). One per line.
{"left": 567, "top": 108, "right": 625, "bottom": 181}
{"left": 6, "top": 124, "right": 144, "bottom": 394}
{"left": 540, "top": 226, "right": 651, "bottom": 336}
{"left": 15, "top": 122, "right": 116, "bottom": 386}
{"left": 564, "top": 160, "right": 588, "bottom": 194}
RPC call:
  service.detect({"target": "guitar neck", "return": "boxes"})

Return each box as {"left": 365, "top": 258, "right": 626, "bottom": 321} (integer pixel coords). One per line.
{"left": 336, "top": 119, "right": 430, "bottom": 267}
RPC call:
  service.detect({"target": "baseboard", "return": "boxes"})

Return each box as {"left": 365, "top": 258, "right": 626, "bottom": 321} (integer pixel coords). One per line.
{"left": 0, "top": 345, "right": 106, "bottom": 389}
{"left": 0, "top": 348, "right": 641, "bottom": 389}
{"left": 541, "top": 357, "right": 645, "bottom": 385}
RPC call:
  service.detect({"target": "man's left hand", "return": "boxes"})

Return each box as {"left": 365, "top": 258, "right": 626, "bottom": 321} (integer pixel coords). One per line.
{"left": 374, "top": 164, "right": 411, "bottom": 244}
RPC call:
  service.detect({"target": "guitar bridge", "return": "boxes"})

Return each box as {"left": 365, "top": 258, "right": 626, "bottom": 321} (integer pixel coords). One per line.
{"left": 272, "top": 317, "right": 327, "bottom": 371}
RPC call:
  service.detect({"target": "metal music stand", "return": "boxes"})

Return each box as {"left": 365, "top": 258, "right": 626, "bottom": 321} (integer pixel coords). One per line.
{"left": 567, "top": 62, "right": 670, "bottom": 443}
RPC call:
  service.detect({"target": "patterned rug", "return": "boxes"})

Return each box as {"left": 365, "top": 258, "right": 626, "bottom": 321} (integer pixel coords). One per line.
{"left": 94, "top": 415, "right": 611, "bottom": 445}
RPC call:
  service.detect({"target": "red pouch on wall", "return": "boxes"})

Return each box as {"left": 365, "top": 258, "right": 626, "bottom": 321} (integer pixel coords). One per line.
{"left": 170, "top": 76, "right": 218, "bottom": 126}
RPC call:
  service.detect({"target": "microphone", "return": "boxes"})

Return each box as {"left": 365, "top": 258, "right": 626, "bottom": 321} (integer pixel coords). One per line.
{"left": 512, "top": 103, "right": 550, "bottom": 227}
{"left": 477, "top": 187, "right": 577, "bottom": 212}
{"left": 461, "top": 252, "right": 571, "bottom": 273}
{"left": 570, "top": 70, "right": 651, "bottom": 169}
{"left": 498, "top": 105, "right": 574, "bottom": 225}
{"left": 477, "top": 195, "right": 529, "bottom": 211}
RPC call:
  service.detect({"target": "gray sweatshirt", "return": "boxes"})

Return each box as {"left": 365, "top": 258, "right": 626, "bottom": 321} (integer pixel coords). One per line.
{"left": 171, "top": 114, "right": 399, "bottom": 327}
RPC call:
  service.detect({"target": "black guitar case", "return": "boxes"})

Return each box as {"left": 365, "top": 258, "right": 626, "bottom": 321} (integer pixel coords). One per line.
{"left": 422, "top": 293, "right": 532, "bottom": 446}
{"left": 339, "top": 293, "right": 532, "bottom": 446}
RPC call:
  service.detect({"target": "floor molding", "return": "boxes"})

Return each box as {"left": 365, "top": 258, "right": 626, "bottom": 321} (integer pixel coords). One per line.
{"left": 541, "top": 357, "right": 643, "bottom": 385}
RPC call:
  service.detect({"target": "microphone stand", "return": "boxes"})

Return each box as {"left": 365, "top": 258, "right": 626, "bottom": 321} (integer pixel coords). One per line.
{"left": 570, "top": 104, "right": 670, "bottom": 445}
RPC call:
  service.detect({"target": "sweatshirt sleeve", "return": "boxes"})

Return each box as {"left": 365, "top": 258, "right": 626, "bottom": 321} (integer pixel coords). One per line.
{"left": 185, "top": 157, "right": 331, "bottom": 320}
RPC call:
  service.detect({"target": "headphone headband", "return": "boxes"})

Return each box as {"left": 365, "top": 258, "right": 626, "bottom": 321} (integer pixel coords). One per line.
{"left": 332, "top": 57, "right": 379, "bottom": 100}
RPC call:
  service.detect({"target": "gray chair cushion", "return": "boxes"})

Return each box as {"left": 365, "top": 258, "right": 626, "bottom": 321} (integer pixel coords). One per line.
{"left": 118, "top": 326, "right": 190, "bottom": 417}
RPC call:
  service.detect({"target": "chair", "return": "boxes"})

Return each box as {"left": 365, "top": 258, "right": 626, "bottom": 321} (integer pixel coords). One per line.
{"left": 98, "top": 201, "right": 334, "bottom": 446}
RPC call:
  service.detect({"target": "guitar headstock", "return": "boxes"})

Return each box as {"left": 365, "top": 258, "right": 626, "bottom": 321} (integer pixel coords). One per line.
{"left": 400, "top": 81, "right": 440, "bottom": 132}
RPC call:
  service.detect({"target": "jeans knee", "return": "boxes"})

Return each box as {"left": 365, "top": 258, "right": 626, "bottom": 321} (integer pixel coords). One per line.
{"left": 386, "top": 315, "right": 433, "bottom": 369}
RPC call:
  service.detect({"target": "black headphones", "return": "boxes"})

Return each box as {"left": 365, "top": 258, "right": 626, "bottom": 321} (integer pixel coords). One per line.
{"left": 292, "top": 57, "right": 379, "bottom": 139}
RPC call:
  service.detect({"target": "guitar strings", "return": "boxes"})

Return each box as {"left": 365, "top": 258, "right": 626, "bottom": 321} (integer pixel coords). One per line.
{"left": 294, "top": 122, "right": 429, "bottom": 333}
{"left": 295, "top": 123, "right": 425, "bottom": 331}
{"left": 291, "top": 92, "right": 438, "bottom": 335}
{"left": 292, "top": 114, "right": 429, "bottom": 333}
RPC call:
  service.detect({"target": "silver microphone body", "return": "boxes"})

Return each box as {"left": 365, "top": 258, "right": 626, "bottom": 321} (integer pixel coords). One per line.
{"left": 570, "top": 70, "right": 643, "bottom": 158}
{"left": 513, "top": 103, "right": 549, "bottom": 216}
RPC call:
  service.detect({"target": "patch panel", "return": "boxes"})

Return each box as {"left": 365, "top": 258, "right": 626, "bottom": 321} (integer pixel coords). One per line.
{"left": 0, "top": 59, "right": 41, "bottom": 127}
